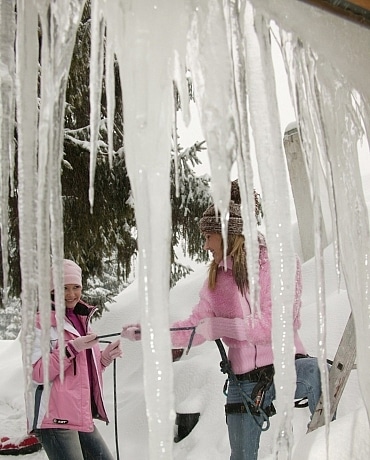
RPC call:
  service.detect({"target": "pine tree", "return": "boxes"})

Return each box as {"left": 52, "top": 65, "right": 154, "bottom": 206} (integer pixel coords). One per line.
{"left": 0, "top": 1, "right": 211, "bottom": 326}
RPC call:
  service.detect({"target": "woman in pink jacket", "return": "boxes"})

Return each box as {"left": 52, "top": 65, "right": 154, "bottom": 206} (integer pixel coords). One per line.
{"left": 29, "top": 259, "right": 122, "bottom": 460}
{"left": 122, "top": 182, "right": 322, "bottom": 460}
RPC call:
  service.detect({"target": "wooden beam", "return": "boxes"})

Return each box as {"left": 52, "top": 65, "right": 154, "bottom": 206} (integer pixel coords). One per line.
{"left": 351, "top": 1, "right": 370, "bottom": 10}
{"left": 300, "top": 0, "right": 370, "bottom": 28}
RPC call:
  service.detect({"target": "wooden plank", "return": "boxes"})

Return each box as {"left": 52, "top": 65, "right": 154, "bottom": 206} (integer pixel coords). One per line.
{"left": 300, "top": 0, "right": 370, "bottom": 28}
{"left": 307, "top": 313, "right": 356, "bottom": 432}
{"left": 351, "top": 0, "right": 370, "bottom": 10}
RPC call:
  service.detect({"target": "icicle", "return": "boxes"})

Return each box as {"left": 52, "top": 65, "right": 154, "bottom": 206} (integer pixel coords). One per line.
{"left": 36, "top": 0, "right": 85, "bottom": 387}
{"left": 244, "top": 3, "right": 297, "bottom": 458}
{"left": 172, "top": 39, "right": 192, "bottom": 200}
{"left": 89, "top": 0, "right": 105, "bottom": 210}
{"left": 172, "top": 89, "right": 180, "bottom": 198}
{"left": 249, "top": 0, "right": 370, "bottom": 456}
{"left": 173, "top": 49, "right": 191, "bottom": 129}
{"left": 320, "top": 79, "right": 370, "bottom": 426}
{"left": 279, "top": 36, "right": 333, "bottom": 450}
{"left": 100, "top": 0, "right": 191, "bottom": 456}
{"left": 276, "top": 12, "right": 370, "bottom": 460}
{"left": 0, "top": 0, "right": 16, "bottom": 306}
{"left": 105, "top": 24, "right": 115, "bottom": 169}
{"left": 356, "top": 94, "right": 370, "bottom": 149}
{"left": 34, "top": 1, "right": 54, "bottom": 400}
{"left": 15, "top": 0, "right": 39, "bottom": 420}
{"left": 17, "top": 0, "right": 86, "bottom": 409}
{"left": 186, "top": 0, "right": 236, "bottom": 238}
{"left": 6, "top": 2, "right": 370, "bottom": 460}
{"left": 225, "top": 0, "right": 261, "bottom": 313}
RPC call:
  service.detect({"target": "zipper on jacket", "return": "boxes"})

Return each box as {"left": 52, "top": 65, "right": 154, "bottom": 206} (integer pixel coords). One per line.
{"left": 32, "top": 385, "right": 44, "bottom": 431}
{"left": 254, "top": 345, "right": 257, "bottom": 369}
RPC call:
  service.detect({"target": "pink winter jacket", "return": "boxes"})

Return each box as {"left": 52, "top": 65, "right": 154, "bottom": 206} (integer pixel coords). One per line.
{"left": 171, "top": 239, "right": 306, "bottom": 374}
{"left": 27, "top": 302, "right": 108, "bottom": 433}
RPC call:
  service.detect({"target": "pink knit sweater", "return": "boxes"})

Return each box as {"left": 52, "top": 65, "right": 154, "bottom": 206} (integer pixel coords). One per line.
{"left": 171, "top": 241, "right": 306, "bottom": 374}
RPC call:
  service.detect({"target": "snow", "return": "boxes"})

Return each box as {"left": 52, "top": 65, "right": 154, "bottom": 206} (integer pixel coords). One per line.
{"left": 0, "top": 179, "right": 369, "bottom": 459}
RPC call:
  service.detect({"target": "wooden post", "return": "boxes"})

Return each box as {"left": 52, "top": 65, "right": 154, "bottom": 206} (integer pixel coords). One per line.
{"left": 283, "top": 124, "right": 315, "bottom": 262}
{"left": 283, "top": 124, "right": 329, "bottom": 262}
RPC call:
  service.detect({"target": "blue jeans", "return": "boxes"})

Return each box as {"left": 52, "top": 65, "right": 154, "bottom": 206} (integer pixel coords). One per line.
{"left": 226, "top": 357, "right": 322, "bottom": 460}
{"left": 34, "top": 426, "right": 114, "bottom": 460}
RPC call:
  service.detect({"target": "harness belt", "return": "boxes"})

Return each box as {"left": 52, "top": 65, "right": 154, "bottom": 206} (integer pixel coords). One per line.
{"left": 235, "top": 364, "right": 274, "bottom": 382}
{"left": 235, "top": 354, "right": 309, "bottom": 382}
{"left": 216, "top": 338, "right": 312, "bottom": 424}
{"left": 225, "top": 402, "right": 277, "bottom": 417}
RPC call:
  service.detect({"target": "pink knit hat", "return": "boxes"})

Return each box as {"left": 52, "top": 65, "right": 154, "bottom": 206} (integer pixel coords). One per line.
{"left": 63, "top": 259, "right": 82, "bottom": 286}
{"left": 50, "top": 259, "right": 82, "bottom": 291}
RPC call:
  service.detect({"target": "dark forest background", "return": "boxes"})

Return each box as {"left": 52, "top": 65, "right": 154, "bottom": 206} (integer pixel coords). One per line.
{"left": 0, "top": 1, "right": 211, "bottom": 338}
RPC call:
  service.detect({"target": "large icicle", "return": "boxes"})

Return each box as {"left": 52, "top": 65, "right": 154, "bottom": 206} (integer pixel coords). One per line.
{"left": 226, "top": 0, "right": 261, "bottom": 313}
{"left": 105, "top": 23, "right": 115, "bottom": 169}
{"left": 245, "top": 3, "right": 298, "bottom": 458}
{"left": 15, "top": 0, "right": 39, "bottom": 420}
{"left": 279, "top": 35, "right": 332, "bottom": 449}
{"left": 252, "top": 0, "right": 370, "bottom": 456}
{"left": 2, "top": 2, "right": 370, "bottom": 460}
{"left": 304, "top": 64, "right": 370, "bottom": 421}
{"left": 16, "top": 0, "right": 86, "bottom": 415}
{"left": 186, "top": 0, "right": 237, "bottom": 241}
{"left": 36, "top": 0, "right": 86, "bottom": 391}
{"left": 273, "top": 0, "right": 370, "bottom": 437}
{"left": 89, "top": 0, "right": 105, "bottom": 210}
{"left": 0, "top": 0, "right": 16, "bottom": 305}
{"left": 99, "top": 0, "right": 190, "bottom": 457}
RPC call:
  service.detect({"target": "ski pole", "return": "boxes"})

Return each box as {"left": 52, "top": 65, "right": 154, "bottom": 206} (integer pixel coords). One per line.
{"left": 134, "top": 326, "right": 197, "bottom": 354}
{"left": 98, "top": 326, "right": 197, "bottom": 354}
{"left": 97, "top": 332, "right": 121, "bottom": 339}
{"left": 99, "top": 340, "right": 120, "bottom": 460}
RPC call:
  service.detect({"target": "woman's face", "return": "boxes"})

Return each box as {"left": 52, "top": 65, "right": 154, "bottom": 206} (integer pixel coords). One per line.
{"left": 203, "top": 233, "right": 223, "bottom": 264}
{"left": 64, "top": 284, "right": 82, "bottom": 309}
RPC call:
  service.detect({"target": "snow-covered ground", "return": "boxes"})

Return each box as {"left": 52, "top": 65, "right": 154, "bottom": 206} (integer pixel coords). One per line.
{"left": 0, "top": 196, "right": 369, "bottom": 459}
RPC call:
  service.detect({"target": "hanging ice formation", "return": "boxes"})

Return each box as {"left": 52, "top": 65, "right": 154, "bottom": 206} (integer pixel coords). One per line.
{"left": 0, "top": 0, "right": 369, "bottom": 459}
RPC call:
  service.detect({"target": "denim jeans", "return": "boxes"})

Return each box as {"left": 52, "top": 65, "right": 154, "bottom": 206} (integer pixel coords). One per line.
{"left": 34, "top": 426, "right": 114, "bottom": 460}
{"left": 226, "top": 357, "right": 322, "bottom": 460}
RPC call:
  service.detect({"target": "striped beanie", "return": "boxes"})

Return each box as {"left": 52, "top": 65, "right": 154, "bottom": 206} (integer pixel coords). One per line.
{"left": 199, "top": 180, "right": 263, "bottom": 235}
